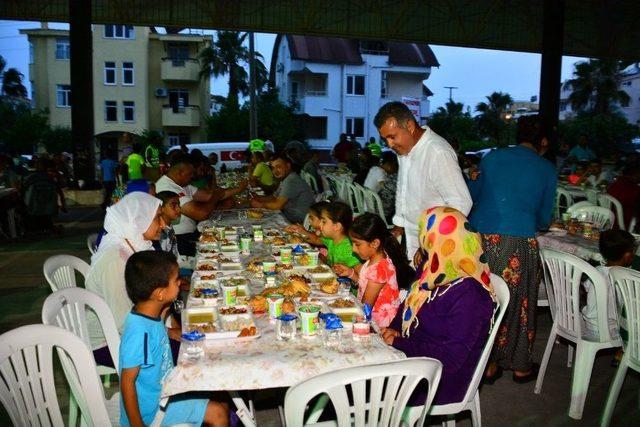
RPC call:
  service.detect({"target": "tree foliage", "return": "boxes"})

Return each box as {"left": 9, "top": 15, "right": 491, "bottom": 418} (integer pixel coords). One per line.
{"left": 564, "top": 59, "right": 631, "bottom": 115}
{"left": 559, "top": 111, "right": 639, "bottom": 153}
{"left": 475, "top": 91, "right": 514, "bottom": 145}
{"left": 427, "top": 100, "right": 480, "bottom": 147}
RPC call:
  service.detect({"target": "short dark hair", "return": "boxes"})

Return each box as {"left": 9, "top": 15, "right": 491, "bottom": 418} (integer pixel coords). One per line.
{"left": 320, "top": 201, "right": 353, "bottom": 232}
{"left": 270, "top": 152, "right": 292, "bottom": 165}
{"left": 309, "top": 201, "right": 329, "bottom": 217}
{"left": 125, "top": 251, "right": 178, "bottom": 304}
{"left": 516, "top": 115, "right": 542, "bottom": 145}
{"left": 599, "top": 230, "right": 636, "bottom": 263}
{"left": 156, "top": 191, "right": 179, "bottom": 205}
{"left": 380, "top": 151, "right": 398, "bottom": 170}
{"left": 374, "top": 101, "right": 417, "bottom": 129}
{"left": 169, "top": 153, "right": 193, "bottom": 171}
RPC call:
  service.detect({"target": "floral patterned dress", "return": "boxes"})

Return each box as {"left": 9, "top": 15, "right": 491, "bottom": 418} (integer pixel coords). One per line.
{"left": 357, "top": 257, "right": 400, "bottom": 327}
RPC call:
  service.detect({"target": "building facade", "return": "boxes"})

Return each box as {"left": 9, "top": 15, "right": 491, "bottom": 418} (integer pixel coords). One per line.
{"left": 270, "top": 35, "right": 438, "bottom": 150}
{"left": 21, "top": 24, "right": 211, "bottom": 156}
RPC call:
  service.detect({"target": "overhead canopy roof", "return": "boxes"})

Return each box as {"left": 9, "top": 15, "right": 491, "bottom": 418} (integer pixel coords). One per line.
{"left": 3, "top": 0, "right": 640, "bottom": 60}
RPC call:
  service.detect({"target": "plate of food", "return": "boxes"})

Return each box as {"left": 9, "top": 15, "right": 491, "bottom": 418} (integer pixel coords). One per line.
{"left": 247, "top": 209, "right": 264, "bottom": 219}
{"left": 308, "top": 265, "right": 336, "bottom": 281}
{"left": 327, "top": 298, "right": 357, "bottom": 309}
{"left": 311, "top": 278, "right": 348, "bottom": 297}
{"left": 195, "top": 261, "right": 219, "bottom": 272}
{"left": 329, "top": 306, "right": 364, "bottom": 326}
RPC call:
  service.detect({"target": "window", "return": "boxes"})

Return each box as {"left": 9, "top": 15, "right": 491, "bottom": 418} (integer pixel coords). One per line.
{"left": 167, "top": 44, "right": 190, "bottom": 65}
{"left": 105, "top": 101, "right": 117, "bottom": 122}
{"left": 55, "top": 37, "right": 70, "bottom": 60}
{"left": 29, "top": 42, "right": 34, "bottom": 64}
{"left": 122, "top": 62, "right": 134, "bottom": 85}
{"left": 346, "top": 75, "right": 365, "bottom": 95}
{"left": 381, "top": 71, "right": 388, "bottom": 98}
{"left": 168, "top": 89, "right": 189, "bottom": 112}
{"left": 123, "top": 101, "right": 135, "bottom": 122}
{"left": 346, "top": 117, "right": 365, "bottom": 138}
{"left": 104, "top": 25, "right": 134, "bottom": 39}
{"left": 303, "top": 116, "right": 328, "bottom": 139}
{"left": 291, "top": 81, "right": 299, "bottom": 99}
{"left": 104, "top": 61, "right": 116, "bottom": 85}
{"left": 56, "top": 84, "right": 71, "bottom": 107}
{"left": 168, "top": 133, "right": 190, "bottom": 146}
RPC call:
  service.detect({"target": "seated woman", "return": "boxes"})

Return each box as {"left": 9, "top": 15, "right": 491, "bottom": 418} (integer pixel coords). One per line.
{"left": 381, "top": 206, "right": 495, "bottom": 405}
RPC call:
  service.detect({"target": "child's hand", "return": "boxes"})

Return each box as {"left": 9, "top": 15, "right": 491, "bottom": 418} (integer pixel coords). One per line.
{"left": 167, "top": 327, "right": 182, "bottom": 341}
{"left": 381, "top": 327, "right": 400, "bottom": 345}
{"left": 333, "top": 264, "right": 352, "bottom": 277}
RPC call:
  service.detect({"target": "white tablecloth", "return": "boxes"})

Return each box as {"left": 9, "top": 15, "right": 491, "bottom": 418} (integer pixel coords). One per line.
{"left": 537, "top": 231, "right": 603, "bottom": 263}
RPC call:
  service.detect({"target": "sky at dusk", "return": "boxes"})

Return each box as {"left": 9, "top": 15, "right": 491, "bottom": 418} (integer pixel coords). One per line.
{"left": 0, "top": 20, "right": 586, "bottom": 114}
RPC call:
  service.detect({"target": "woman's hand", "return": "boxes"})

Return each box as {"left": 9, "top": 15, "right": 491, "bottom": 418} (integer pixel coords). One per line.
{"left": 167, "top": 327, "right": 182, "bottom": 341}
{"left": 332, "top": 264, "right": 352, "bottom": 278}
{"left": 413, "top": 249, "right": 424, "bottom": 268}
{"left": 380, "top": 327, "right": 400, "bottom": 345}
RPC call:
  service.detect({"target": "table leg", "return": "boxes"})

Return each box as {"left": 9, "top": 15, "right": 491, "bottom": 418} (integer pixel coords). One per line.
{"left": 230, "top": 391, "right": 256, "bottom": 427}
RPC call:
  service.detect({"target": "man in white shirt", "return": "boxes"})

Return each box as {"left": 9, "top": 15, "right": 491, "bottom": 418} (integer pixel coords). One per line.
{"left": 374, "top": 102, "right": 472, "bottom": 261}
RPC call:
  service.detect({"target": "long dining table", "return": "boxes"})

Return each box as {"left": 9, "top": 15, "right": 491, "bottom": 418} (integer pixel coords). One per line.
{"left": 159, "top": 209, "right": 404, "bottom": 426}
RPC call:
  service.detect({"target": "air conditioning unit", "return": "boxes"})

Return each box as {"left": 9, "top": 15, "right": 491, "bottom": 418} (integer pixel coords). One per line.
{"left": 155, "top": 88, "right": 168, "bottom": 98}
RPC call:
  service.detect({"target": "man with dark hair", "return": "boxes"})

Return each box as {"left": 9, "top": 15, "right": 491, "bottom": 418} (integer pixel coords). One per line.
{"left": 333, "top": 133, "right": 351, "bottom": 163}
{"left": 250, "top": 153, "right": 314, "bottom": 223}
{"left": 374, "top": 101, "right": 472, "bottom": 261}
{"left": 568, "top": 133, "right": 597, "bottom": 162}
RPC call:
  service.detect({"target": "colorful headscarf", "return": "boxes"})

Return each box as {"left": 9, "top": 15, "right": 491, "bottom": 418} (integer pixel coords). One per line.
{"left": 401, "top": 206, "right": 493, "bottom": 337}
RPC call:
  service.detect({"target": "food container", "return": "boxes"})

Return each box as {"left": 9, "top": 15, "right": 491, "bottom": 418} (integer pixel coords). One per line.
{"left": 240, "top": 236, "right": 252, "bottom": 254}
{"left": 262, "top": 261, "right": 277, "bottom": 275}
{"left": 267, "top": 293, "right": 285, "bottom": 320}
{"left": 306, "top": 250, "right": 320, "bottom": 267}
{"left": 215, "top": 226, "right": 226, "bottom": 239}
{"left": 561, "top": 212, "right": 571, "bottom": 222}
{"left": 221, "top": 283, "right": 238, "bottom": 306}
{"left": 280, "top": 247, "right": 293, "bottom": 265}
{"left": 182, "top": 330, "right": 205, "bottom": 360}
{"left": 252, "top": 225, "right": 263, "bottom": 242}
{"left": 352, "top": 316, "right": 371, "bottom": 342}
{"left": 582, "top": 222, "right": 594, "bottom": 239}
{"left": 265, "top": 276, "right": 277, "bottom": 288}
{"left": 276, "top": 314, "right": 297, "bottom": 341}
{"left": 299, "top": 304, "right": 321, "bottom": 337}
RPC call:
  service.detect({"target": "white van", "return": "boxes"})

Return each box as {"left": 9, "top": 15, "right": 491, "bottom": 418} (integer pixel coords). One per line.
{"left": 167, "top": 141, "right": 274, "bottom": 170}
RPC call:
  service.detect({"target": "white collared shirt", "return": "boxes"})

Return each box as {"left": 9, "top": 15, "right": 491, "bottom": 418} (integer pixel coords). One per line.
{"left": 393, "top": 126, "right": 472, "bottom": 259}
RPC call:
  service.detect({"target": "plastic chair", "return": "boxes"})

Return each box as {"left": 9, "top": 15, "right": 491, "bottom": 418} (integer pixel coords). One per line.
{"left": 361, "top": 187, "right": 392, "bottom": 227}
{"left": 601, "top": 267, "right": 640, "bottom": 427}
{"left": 320, "top": 175, "right": 332, "bottom": 197}
{"left": 565, "top": 201, "right": 596, "bottom": 216}
{"left": 556, "top": 187, "right": 576, "bottom": 219}
{"left": 301, "top": 171, "right": 319, "bottom": 194}
{"left": 42, "top": 287, "right": 121, "bottom": 426}
{"left": 597, "top": 194, "right": 626, "bottom": 230}
{"left": 284, "top": 357, "right": 442, "bottom": 427}
{"left": 87, "top": 232, "right": 99, "bottom": 255}
{"left": 403, "top": 274, "right": 510, "bottom": 427}
{"left": 585, "top": 188, "right": 600, "bottom": 205}
{"left": 536, "top": 249, "right": 622, "bottom": 419}
{"left": 570, "top": 205, "right": 615, "bottom": 230}
{"left": 346, "top": 183, "right": 366, "bottom": 215}
{"left": 0, "top": 324, "right": 111, "bottom": 427}
{"left": 43, "top": 254, "right": 90, "bottom": 292}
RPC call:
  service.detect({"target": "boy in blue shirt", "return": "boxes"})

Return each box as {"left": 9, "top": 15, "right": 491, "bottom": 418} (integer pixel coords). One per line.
{"left": 120, "top": 251, "right": 229, "bottom": 426}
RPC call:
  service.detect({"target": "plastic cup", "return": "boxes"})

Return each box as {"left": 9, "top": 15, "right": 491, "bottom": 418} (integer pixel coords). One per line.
{"left": 215, "top": 226, "right": 226, "bottom": 239}
{"left": 240, "top": 237, "right": 252, "bottom": 254}
{"left": 562, "top": 212, "right": 571, "bottom": 222}
{"left": 263, "top": 261, "right": 276, "bottom": 275}
{"left": 221, "top": 283, "right": 238, "bottom": 306}
{"left": 267, "top": 294, "right": 284, "bottom": 320}
{"left": 299, "top": 304, "right": 321, "bottom": 337}
{"left": 265, "top": 276, "right": 277, "bottom": 288}
{"left": 276, "top": 314, "right": 297, "bottom": 340}
{"left": 352, "top": 316, "right": 371, "bottom": 342}
{"left": 252, "top": 225, "right": 263, "bottom": 242}
{"left": 306, "top": 250, "right": 319, "bottom": 267}
{"left": 280, "top": 247, "right": 293, "bottom": 265}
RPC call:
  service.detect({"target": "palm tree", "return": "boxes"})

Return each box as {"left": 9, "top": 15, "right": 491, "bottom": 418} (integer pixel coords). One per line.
{"left": 564, "top": 59, "right": 630, "bottom": 115}
{"left": 1, "top": 68, "right": 28, "bottom": 98}
{"left": 435, "top": 100, "right": 465, "bottom": 118}
{"left": 475, "top": 92, "right": 513, "bottom": 143}
{"left": 199, "top": 31, "right": 268, "bottom": 107}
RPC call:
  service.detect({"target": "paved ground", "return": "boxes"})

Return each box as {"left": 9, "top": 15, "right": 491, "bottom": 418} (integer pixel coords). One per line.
{"left": 0, "top": 206, "right": 637, "bottom": 426}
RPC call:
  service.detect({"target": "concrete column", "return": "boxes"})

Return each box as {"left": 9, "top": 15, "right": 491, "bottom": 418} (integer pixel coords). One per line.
{"left": 69, "top": 0, "right": 95, "bottom": 185}
{"left": 539, "top": 0, "right": 565, "bottom": 153}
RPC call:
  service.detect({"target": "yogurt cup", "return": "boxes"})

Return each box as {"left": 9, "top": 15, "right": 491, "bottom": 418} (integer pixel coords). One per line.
{"left": 306, "top": 250, "right": 319, "bottom": 267}
{"left": 267, "top": 293, "right": 284, "bottom": 320}
{"left": 298, "top": 304, "right": 321, "bottom": 337}
{"left": 221, "top": 283, "right": 238, "bottom": 306}
{"left": 263, "top": 261, "right": 277, "bottom": 275}
{"left": 280, "top": 247, "right": 293, "bottom": 265}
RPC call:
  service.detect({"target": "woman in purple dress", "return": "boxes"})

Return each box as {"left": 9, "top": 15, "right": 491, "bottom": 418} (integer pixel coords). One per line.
{"left": 381, "top": 206, "right": 495, "bottom": 405}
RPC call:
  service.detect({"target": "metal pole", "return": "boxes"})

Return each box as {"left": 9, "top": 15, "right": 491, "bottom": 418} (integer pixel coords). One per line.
{"left": 248, "top": 32, "right": 258, "bottom": 140}
{"left": 444, "top": 86, "right": 458, "bottom": 102}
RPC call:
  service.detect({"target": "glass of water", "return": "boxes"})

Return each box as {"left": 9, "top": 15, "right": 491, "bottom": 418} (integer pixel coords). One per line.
{"left": 237, "top": 210, "right": 248, "bottom": 221}
{"left": 276, "top": 314, "right": 297, "bottom": 341}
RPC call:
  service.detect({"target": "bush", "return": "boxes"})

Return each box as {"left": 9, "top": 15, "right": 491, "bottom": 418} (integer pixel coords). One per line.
{"left": 559, "top": 111, "right": 640, "bottom": 153}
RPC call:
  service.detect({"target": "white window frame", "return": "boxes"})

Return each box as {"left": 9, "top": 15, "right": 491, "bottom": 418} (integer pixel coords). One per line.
{"left": 346, "top": 117, "right": 365, "bottom": 138}
{"left": 29, "top": 42, "right": 34, "bottom": 64}
{"left": 56, "top": 84, "right": 71, "bottom": 108}
{"left": 123, "top": 101, "right": 135, "bottom": 122}
{"left": 55, "top": 37, "right": 70, "bottom": 60}
{"left": 104, "top": 25, "right": 135, "bottom": 40}
{"left": 104, "top": 61, "right": 116, "bottom": 85}
{"left": 346, "top": 75, "right": 365, "bottom": 96}
{"left": 104, "top": 100, "right": 118, "bottom": 122}
{"left": 122, "top": 62, "right": 134, "bottom": 86}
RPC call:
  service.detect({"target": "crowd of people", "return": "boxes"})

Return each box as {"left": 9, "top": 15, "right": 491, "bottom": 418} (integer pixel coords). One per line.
{"left": 33, "top": 99, "right": 638, "bottom": 425}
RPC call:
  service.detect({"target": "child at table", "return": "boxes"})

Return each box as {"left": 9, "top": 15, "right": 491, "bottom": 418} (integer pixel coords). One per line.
{"left": 319, "top": 201, "right": 361, "bottom": 274}
{"left": 153, "top": 191, "right": 181, "bottom": 258}
{"left": 346, "top": 213, "right": 415, "bottom": 327}
{"left": 119, "top": 250, "right": 229, "bottom": 427}
{"left": 284, "top": 201, "right": 329, "bottom": 246}
{"left": 582, "top": 229, "right": 634, "bottom": 361}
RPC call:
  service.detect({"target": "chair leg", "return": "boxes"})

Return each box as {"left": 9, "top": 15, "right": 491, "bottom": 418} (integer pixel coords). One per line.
{"left": 569, "top": 343, "right": 597, "bottom": 419}
{"left": 470, "top": 392, "right": 482, "bottom": 427}
{"left": 600, "top": 360, "right": 629, "bottom": 427}
{"left": 102, "top": 373, "right": 111, "bottom": 388}
{"left": 535, "top": 326, "right": 557, "bottom": 394}
{"left": 68, "top": 392, "right": 78, "bottom": 427}
{"left": 442, "top": 416, "right": 456, "bottom": 427}
{"left": 567, "top": 345, "right": 574, "bottom": 368}
{"left": 305, "top": 394, "right": 329, "bottom": 424}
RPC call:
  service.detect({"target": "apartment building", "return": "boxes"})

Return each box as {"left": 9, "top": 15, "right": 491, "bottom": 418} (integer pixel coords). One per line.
{"left": 270, "top": 35, "right": 438, "bottom": 149}
{"left": 21, "top": 24, "right": 211, "bottom": 155}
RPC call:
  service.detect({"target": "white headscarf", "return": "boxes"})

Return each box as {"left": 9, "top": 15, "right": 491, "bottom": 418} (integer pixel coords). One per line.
{"left": 92, "top": 192, "right": 161, "bottom": 264}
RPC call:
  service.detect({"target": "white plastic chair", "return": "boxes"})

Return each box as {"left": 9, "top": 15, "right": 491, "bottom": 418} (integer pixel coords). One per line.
{"left": 0, "top": 324, "right": 111, "bottom": 427}
{"left": 601, "top": 267, "right": 640, "bottom": 427}
{"left": 403, "top": 274, "right": 510, "bottom": 427}
{"left": 284, "top": 357, "right": 442, "bottom": 427}
{"left": 597, "top": 194, "right": 626, "bottom": 230}
{"left": 536, "top": 249, "right": 623, "bottom": 419}
{"left": 556, "top": 187, "right": 576, "bottom": 219}
{"left": 361, "top": 187, "right": 392, "bottom": 228}
{"left": 565, "top": 201, "right": 596, "bottom": 216}
{"left": 571, "top": 205, "right": 615, "bottom": 230}
{"left": 585, "top": 188, "right": 600, "bottom": 205}
{"left": 43, "top": 254, "right": 90, "bottom": 292}
{"left": 42, "top": 287, "right": 121, "bottom": 426}
{"left": 346, "top": 182, "right": 364, "bottom": 215}
{"left": 301, "top": 171, "right": 319, "bottom": 194}
{"left": 87, "top": 232, "right": 99, "bottom": 255}
{"left": 320, "top": 175, "right": 332, "bottom": 197}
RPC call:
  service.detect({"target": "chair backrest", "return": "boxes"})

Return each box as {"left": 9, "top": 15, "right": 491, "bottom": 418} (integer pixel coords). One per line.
{"left": 566, "top": 201, "right": 596, "bottom": 215}
{"left": 0, "top": 324, "right": 111, "bottom": 427}
{"left": 42, "top": 287, "right": 120, "bottom": 372}
{"left": 556, "top": 188, "right": 575, "bottom": 218}
{"left": 571, "top": 205, "right": 615, "bottom": 230}
{"left": 585, "top": 188, "right": 600, "bottom": 205}
{"left": 87, "top": 232, "right": 99, "bottom": 255}
{"left": 540, "top": 249, "right": 613, "bottom": 342}
{"left": 361, "top": 188, "right": 390, "bottom": 227}
{"left": 320, "top": 175, "right": 332, "bottom": 197}
{"left": 301, "top": 171, "right": 319, "bottom": 194}
{"left": 284, "top": 357, "right": 442, "bottom": 427}
{"left": 346, "top": 183, "right": 365, "bottom": 215}
{"left": 43, "top": 254, "right": 90, "bottom": 292}
{"left": 597, "top": 193, "right": 626, "bottom": 230}
{"left": 457, "top": 274, "right": 510, "bottom": 405}
{"left": 609, "top": 267, "right": 640, "bottom": 369}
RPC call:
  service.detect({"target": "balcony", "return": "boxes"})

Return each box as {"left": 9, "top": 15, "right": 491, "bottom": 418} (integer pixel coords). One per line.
{"left": 161, "top": 58, "right": 200, "bottom": 82}
{"left": 162, "top": 105, "right": 200, "bottom": 127}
